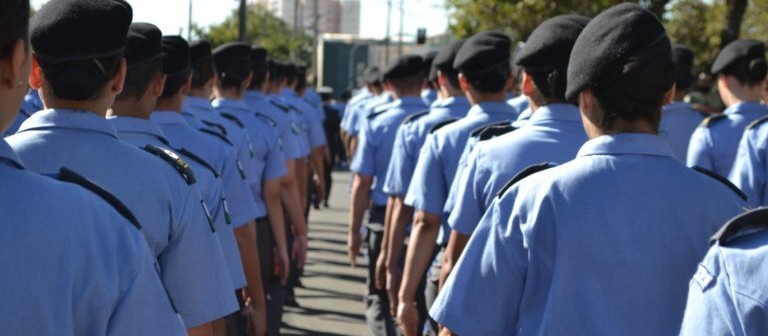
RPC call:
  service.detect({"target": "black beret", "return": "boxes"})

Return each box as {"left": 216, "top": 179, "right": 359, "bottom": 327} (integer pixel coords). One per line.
{"left": 189, "top": 40, "right": 213, "bottom": 65}
{"left": 672, "top": 44, "right": 695, "bottom": 90}
{"left": 125, "top": 23, "right": 162, "bottom": 66}
{"left": 31, "top": 0, "right": 132, "bottom": 62}
{"left": 566, "top": 3, "right": 674, "bottom": 102}
{"left": 453, "top": 31, "right": 511, "bottom": 76}
{"left": 161, "top": 36, "right": 191, "bottom": 75}
{"left": 362, "top": 66, "right": 381, "bottom": 83}
{"left": 213, "top": 42, "right": 252, "bottom": 68}
{"left": 516, "top": 14, "right": 589, "bottom": 73}
{"left": 251, "top": 46, "right": 268, "bottom": 65}
{"left": 711, "top": 39, "right": 766, "bottom": 74}
{"left": 423, "top": 50, "right": 438, "bottom": 75}
{"left": 383, "top": 55, "right": 424, "bottom": 81}
{"left": 433, "top": 40, "right": 465, "bottom": 72}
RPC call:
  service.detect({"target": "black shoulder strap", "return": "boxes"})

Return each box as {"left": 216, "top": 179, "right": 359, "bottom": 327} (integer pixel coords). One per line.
{"left": 199, "top": 128, "right": 234, "bottom": 147}
{"left": 142, "top": 145, "right": 196, "bottom": 185}
{"left": 710, "top": 208, "right": 768, "bottom": 245}
{"left": 367, "top": 109, "right": 387, "bottom": 120}
{"left": 470, "top": 120, "right": 513, "bottom": 138}
{"left": 176, "top": 147, "right": 220, "bottom": 178}
{"left": 402, "top": 109, "right": 430, "bottom": 125}
{"left": 255, "top": 112, "right": 276, "bottom": 127}
{"left": 497, "top": 162, "right": 556, "bottom": 198}
{"left": 201, "top": 120, "right": 227, "bottom": 136}
{"left": 57, "top": 167, "right": 142, "bottom": 230}
{"left": 18, "top": 109, "right": 31, "bottom": 118}
{"left": 270, "top": 100, "right": 290, "bottom": 112}
{"left": 699, "top": 114, "right": 726, "bottom": 128}
{"left": 692, "top": 166, "right": 747, "bottom": 201}
{"left": 479, "top": 124, "right": 517, "bottom": 141}
{"left": 747, "top": 115, "right": 768, "bottom": 130}
{"left": 430, "top": 119, "right": 458, "bottom": 134}
{"left": 220, "top": 112, "right": 245, "bottom": 128}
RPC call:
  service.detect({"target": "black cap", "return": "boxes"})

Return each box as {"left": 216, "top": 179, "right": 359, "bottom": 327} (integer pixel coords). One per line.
{"left": 31, "top": 0, "right": 133, "bottom": 62}
{"left": 251, "top": 45, "right": 268, "bottom": 66}
{"left": 566, "top": 3, "right": 674, "bottom": 102}
{"left": 189, "top": 40, "right": 213, "bottom": 65}
{"left": 453, "top": 31, "right": 511, "bottom": 76}
{"left": 213, "top": 42, "right": 252, "bottom": 68}
{"left": 672, "top": 44, "right": 695, "bottom": 90}
{"left": 433, "top": 40, "right": 466, "bottom": 73}
{"left": 125, "top": 23, "right": 162, "bottom": 66}
{"left": 516, "top": 15, "right": 589, "bottom": 73}
{"left": 161, "top": 36, "right": 191, "bottom": 75}
{"left": 383, "top": 55, "right": 424, "bottom": 81}
{"left": 362, "top": 66, "right": 381, "bottom": 84}
{"left": 423, "top": 50, "right": 438, "bottom": 75}
{"left": 711, "top": 39, "right": 766, "bottom": 74}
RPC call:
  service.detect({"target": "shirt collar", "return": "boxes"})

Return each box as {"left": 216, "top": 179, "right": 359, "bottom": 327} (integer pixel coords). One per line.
{"left": 665, "top": 101, "right": 690, "bottom": 110}
{"left": 577, "top": 133, "right": 675, "bottom": 158}
{"left": 151, "top": 110, "right": 191, "bottom": 126}
{"left": 724, "top": 101, "right": 766, "bottom": 115}
{"left": 280, "top": 88, "right": 297, "bottom": 98}
{"left": 211, "top": 98, "right": 251, "bottom": 113}
{"left": 244, "top": 90, "right": 265, "bottom": 101}
{"left": 394, "top": 96, "right": 428, "bottom": 107}
{"left": 17, "top": 108, "right": 118, "bottom": 139}
{"left": 441, "top": 95, "right": 469, "bottom": 108}
{"left": 528, "top": 104, "right": 582, "bottom": 124}
{"left": 467, "top": 100, "right": 517, "bottom": 117}
{"left": 183, "top": 96, "right": 215, "bottom": 114}
{"left": 109, "top": 116, "right": 170, "bottom": 145}
{"left": 0, "top": 139, "right": 24, "bottom": 169}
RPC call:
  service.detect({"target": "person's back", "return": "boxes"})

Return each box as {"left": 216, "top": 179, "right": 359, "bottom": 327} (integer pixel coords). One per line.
{"left": 658, "top": 44, "right": 704, "bottom": 162}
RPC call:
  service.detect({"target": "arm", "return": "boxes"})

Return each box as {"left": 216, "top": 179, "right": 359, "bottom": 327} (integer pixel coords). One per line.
{"left": 439, "top": 231, "right": 470, "bottom": 290}
{"left": 280, "top": 158, "right": 309, "bottom": 270}
{"left": 385, "top": 195, "right": 412, "bottom": 315}
{"left": 348, "top": 173, "right": 373, "bottom": 267}
{"left": 264, "top": 177, "right": 290, "bottom": 284}
{"left": 376, "top": 196, "right": 396, "bottom": 290}
{"left": 310, "top": 146, "right": 326, "bottom": 202}
{"left": 233, "top": 221, "right": 266, "bottom": 336}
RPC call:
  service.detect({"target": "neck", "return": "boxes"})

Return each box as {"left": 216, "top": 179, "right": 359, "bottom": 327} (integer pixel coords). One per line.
{"left": 110, "top": 98, "right": 153, "bottom": 119}
{"left": 42, "top": 97, "right": 113, "bottom": 117}
{"left": 723, "top": 85, "right": 763, "bottom": 107}
{"left": 466, "top": 90, "right": 506, "bottom": 106}
{"left": 155, "top": 94, "right": 184, "bottom": 112}
{"left": 187, "top": 87, "right": 211, "bottom": 98}
{"left": 214, "top": 87, "right": 242, "bottom": 100}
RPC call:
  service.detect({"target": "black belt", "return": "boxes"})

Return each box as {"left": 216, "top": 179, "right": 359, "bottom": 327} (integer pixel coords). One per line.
{"left": 255, "top": 217, "right": 268, "bottom": 225}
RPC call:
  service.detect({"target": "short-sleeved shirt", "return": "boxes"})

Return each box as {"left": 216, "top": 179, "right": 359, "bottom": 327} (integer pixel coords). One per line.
{"left": 729, "top": 116, "right": 768, "bottom": 208}
{"left": 350, "top": 96, "right": 428, "bottom": 208}
{"left": 341, "top": 89, "right": 373, "bottom": 129}
{"left": 271, "top": 93, "right": 311, "bottom": 156}
{"left": 383, "top": 96, "right": 471, "bottom": 196}
{"left": 448, "top": 104, "right": 587, "bottom": 236}
{"left": 346, "top": 92, "right": 394, "bottom": 137}
{"left": 659, "top": 101, "right": 706, "bottom": 162}
{"left": 211, "top": 98, "right": 287, "bottom": 217}
{"left": 421, "top": 89, "right": 437, "bottom": 106}
{"left": 151, "top": 110, "right": 258, "bottom": 290}
{"left": 687, "top": 101, "right": 768, "bottom": 177}
{"left": 281, "top": 89, "right": 327, "bottom": 149}
{"left": 4, "top": 91, "right": 44, "bottom": 136}
{"left": 7, "top": 109, "right": 236, "bottom": 328}
{"left": 243, "top": 90, "right": 303, "bottom": 160}
{"left": 431, "top": 133, "right": 745, "bottom": 335}
{"left": 404, "top": 101, "right": 517, "bottom": 236}
{"left": 507, "top": 94, "right": 529, "bottom": 114}
{"left": 679, "top": 229, "right": 768, "bottom": 336}
{"left": 0, "top": 138, "right": 186, "bottom": 335}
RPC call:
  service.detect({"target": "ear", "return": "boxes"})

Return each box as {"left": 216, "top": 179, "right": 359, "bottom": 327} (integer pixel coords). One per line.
{"left": 437, "top": 70, "right": 447, "bottom": 87}
{"left": 29, "top": 55, "right": 44, "bottom": 90}
{"left": 110, "top": 58, "right": 127, "bottom": 95}
{"left": 242, "top": 72, "right": 254, "bottom": 91}
{"left": 663, "top": 84, "right": 676, "bottom": 106}
{"left": 521, "top": 71, "right": 536, "bottom": 98}
{"left": 1, "top": 40, "right": 28, "bottom": 90}
{"left": 458, "top": 73, "right": 469, "bottom": 92}
{"left": 578, "top": 89, "right": 594, "bottom": 115}
{"left": 181, "top": 73, "right": 193, "bottom": 95}
{"left": 150, "top": 74, "right": 166, "bottom": 98}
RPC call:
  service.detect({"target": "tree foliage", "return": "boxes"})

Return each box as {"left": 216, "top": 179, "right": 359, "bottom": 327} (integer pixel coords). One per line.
{"left": 194, "top": 3, "right": 312, "bottom": 64}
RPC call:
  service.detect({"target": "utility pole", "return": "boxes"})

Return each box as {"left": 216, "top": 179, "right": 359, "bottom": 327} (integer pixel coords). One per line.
{"left": 385, "top": 0, "right": 392, "bottom": 65}
{"left": 292, "top": 0, "right": 300, "bottom": 62}
{"left": 312, "top": 0, "right": 319, "bottom": 83}
{"left": 397, "top": 0, "right": 403, "bottom": 57}
{"left": 238, "top": 0, "right": 247, "bottom": 42}
{"left": 187, "top": 0, "right": 192, "bottom": 41}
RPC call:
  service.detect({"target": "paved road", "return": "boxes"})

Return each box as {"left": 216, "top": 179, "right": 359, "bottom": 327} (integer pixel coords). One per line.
{"left": 281, "top": 170, "right": 369, "bottom": 335}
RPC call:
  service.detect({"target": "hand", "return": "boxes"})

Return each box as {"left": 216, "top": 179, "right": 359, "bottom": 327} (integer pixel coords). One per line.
{"left": 347, "top": 230, "right": 362, "bottom": 268}
{"left": 291, "top": 234, "right": 308, "bottom": 269}
{"left": 246, "top": 305, "right": 266, "bottom": 336}
{"left": 397, "top": 300, "right": 419, "bottom": 336}
{"left": 313, "top": 174, "right": 325, "bottom": 202}
{"left": 375, "top": 252, "right": 387, "bottom": 290}
{"left": 386, "top": 267, "right": 402, "bottom": 316}
{"left": 276, "top": 249, "right": 290, "bottom": 286}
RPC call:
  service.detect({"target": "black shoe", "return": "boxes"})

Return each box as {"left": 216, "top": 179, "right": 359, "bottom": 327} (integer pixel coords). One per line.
{"left": 284, "top": 295, "right": 301, "bottom": 308}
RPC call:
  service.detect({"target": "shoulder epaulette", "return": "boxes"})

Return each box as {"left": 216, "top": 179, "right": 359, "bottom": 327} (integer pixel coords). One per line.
{"left": 202, "top": 120, "right": 227, "bottom": 135}
{"left": 470, "top": 120, "right": 513, "bottom": 138}
{"left": 402, "top": 109, "right": 430, "bottom": 125}
{"left": 270, "top": 100, "right": 290, "bottom": 112}
{"left": 18, "top": 109, "right": 31, "bottom": 118}
{"left": 175, "top": 148, "right": 220, "bottom": 178}
{"left": 367, "top": 109, "right": 387, "bottom": 120}
{"left": 255, "top": 112, "right": 276, "bottom": 127}
{"left": 220, "top": 112, "right": 244, "bottom": 128}
{"left": 56, "top": 167, "right": 142, "bottom": 230}
{"left": 747, "top": 115, "right": 768, "bottom": 130}
{"left": 430, "top": 119, "right": 458, "bottom": 134}
{"left": 497, "top": 162, "right": 556, "bottom": 198}
{"left": 142, "top": 145, "right": 196, "bottom": 185}
{"left": 692, "top": 166, "right": 747, "bottom": 201}
{"left": 699, "top": 114, "right": 726, "bottom": 128}
{"left": 199, "top": 128, "right": 234, "bottom": 147}
{"left": 479, "top": 124, "right": 517, "bottom": 141}
{"left": 710, "top": 207, "right": 768, "bottom": 245}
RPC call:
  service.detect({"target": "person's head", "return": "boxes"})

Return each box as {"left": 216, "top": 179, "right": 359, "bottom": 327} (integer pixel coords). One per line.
{"left": 317, "top": 86, "right": 333, "bottom": 103}
{"left": 566, "top": 3, "right": 675, "bottom": 137}
{"left": 159, "top": 36, "right": 192, "bottom": 101}
{"left": 30, "top": 0, "right": 132, "bottom": 114}
{"left": 711, "top": 40, "right": 767, "bottom": 105}
{"left": 382, "top": 55, "right": 425, "bottom": 99}
{"left": 267, "top": 61, "right": 284, "bottom": 93}
{"left": 189, "top": 40, "right": 216, "bottom": 97}
{"left": 0, "top": 0, "right": 31, "bottom": 131}
{"left": 453, "top": 31, "right": 513, "bottom": 101}
{"left": 294, "top": 65, "right": 308, "bottom": 94}
{"left": 361, "top": 66, "right": 382, "bottom": 94}
{"left": 422, "top": 50, "right": 437, "bottom": 90}
{"left": 113, "top": 22, "right": 165, "bottom": 116}
{"left": 695, "top": 72, "right": 714, "bottom": 92}
{"left": 249, "top": 45, "right": 268, "bottom": 91}
{"left": 671, "top": 44, "right": 695, "bottom": 98}
{"left": 212, "top": 42, "right": 252, "bottom": 98}
{"left": 515, "top": 14, "right": 589, "bottom": 110}
{"left": 432, "top": 39, "right": 465, "bottom": 97}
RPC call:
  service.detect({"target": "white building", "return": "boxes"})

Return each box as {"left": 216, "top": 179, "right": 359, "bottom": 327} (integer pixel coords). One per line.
{"left": 253, "top": 0, "right": 360, "bottom": 36}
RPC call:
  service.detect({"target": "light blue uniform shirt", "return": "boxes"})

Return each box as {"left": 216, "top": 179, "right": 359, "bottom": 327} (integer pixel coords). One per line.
{"left": 347, "top": 92, "right": 394, "bottom": 137}
{"left": 211, "top": 98, "right": 287, "bottom": 217}
{"left": 151, "top": 110, "right": 258, "bottom": 290}
{"left": 432, "top": 133, "right": 745, "bottom": 335}
{"left": 341, "top": 89, "right": 373, "bottom": 130}
{"left": 679, "top": 209, "right": 768, "bottom": 336}
{"left": 244, "top": 90, "right": 303, "bottom": 160}
{"left": 383, "top": 96, "right": 471, "bottom": 196}
{"left": 448, "top": 104, "right": 587, "bottom": 236}
{"left": 7, "top": 109, "right": 236, "bottom": 328}
{"left": 421, "top": 89, "right": 437, "bottom": 106}
{"left": 281, "top": 88, "right": 327, "bottom": 149}
{"left": 687, "top": 101, "right": 768, "bottom": 177}
{"left": 270, "top": 94, "right": 311, "bottom": 157}
{"left": 507, "top": 94, "right": 529, "bottom": 114}
{"left": 729, "top": 114, "right": 768, "bottom": 208}
{"left": 404, "top": 101, "right": 517, "bottom": 241}
{"left": 5, "top": 91, "right": 44, "bottom": 136}
{"left": 350, "top": 96, "right": 428, "bottom": 207}
{"left": 660, "top": 101, "right": 705, "bottom": 161}
{"left": 0, "top": 138, "right": 186, "bottom": 335}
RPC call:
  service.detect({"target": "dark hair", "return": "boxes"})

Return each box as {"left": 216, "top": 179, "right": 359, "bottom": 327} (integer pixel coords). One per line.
{"left": 161, "top": 70, "right": 190, "bottom": 98}
{"left": 527, "top": 67, "right": 568, "bottom": 105}
{"left": 388, "top": 74, "right": 424, "bottom": 94}
{"left": 463, "top": 64, "right": 510, "bottom": 93}
{"left": 191, "top": 59, "right": 215, "bottom": 89}
{"left": 38, "top": 55, "right": 122, "bottom": 100}
{"left": 721, "top": 57, "right": 768, "bottom": 86}
{"left": 294, "top": 67, "right": 307, "bottom": 92}
{"left": 439, "top": 69, "right": 460, "bottom": 90}
{"left": 249, "top": 64, "right": 268, "bottom": 90}
{"left": 216, "top": 62, "right": 250, "bottom": 91}
{"left": 0, "top": 0, "right": 29, "bottom": 59}
{"left": 119, "top": 59, "right": 163, "bottom": 100}
{"left": 591, "top": 66, "right": 668, "bottom": 132}
{"left": 268, "top": 62, "right": 284, "bottom": 85}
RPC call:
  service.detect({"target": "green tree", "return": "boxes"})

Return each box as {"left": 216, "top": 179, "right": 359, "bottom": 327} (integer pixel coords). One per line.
{"left": 194, "top": 3, "right": 312, "bottom": 64}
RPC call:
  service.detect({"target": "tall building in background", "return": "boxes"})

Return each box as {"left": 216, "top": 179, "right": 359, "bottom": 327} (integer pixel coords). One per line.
{"left": 254, "top": 0, "right": 360, "bottom": 36}
{"left": 339, "top": 0, "right": 360, "bottom": 35}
